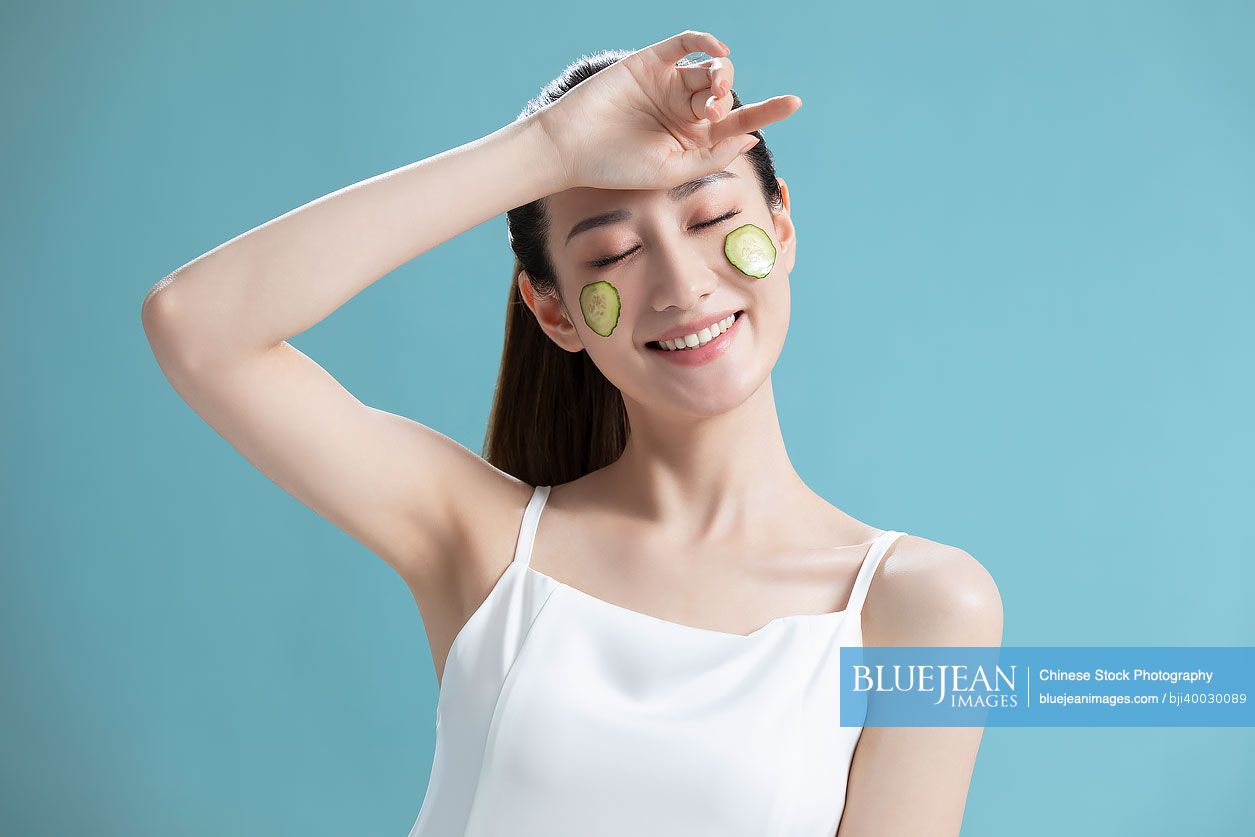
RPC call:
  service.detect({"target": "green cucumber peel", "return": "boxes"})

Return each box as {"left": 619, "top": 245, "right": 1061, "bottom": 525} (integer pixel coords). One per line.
{"left": 723, "top": 223, "right": 776, "bottom": 278}
{"left": 579, "top": 280, "right": 621, "bottom": 337}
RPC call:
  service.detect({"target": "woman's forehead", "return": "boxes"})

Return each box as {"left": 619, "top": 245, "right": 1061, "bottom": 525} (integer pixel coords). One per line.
{"left": 549, "top": 162, "right": 752, "bottom": 238}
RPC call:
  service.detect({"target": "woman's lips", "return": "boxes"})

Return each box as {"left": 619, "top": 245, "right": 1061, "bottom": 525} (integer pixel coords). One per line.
{"left": 645, "top": 310, "right": 744, "bottom": 367}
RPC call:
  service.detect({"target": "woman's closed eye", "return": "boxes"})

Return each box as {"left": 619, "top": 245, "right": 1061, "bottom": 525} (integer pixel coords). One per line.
{"left": 587, "top": 209, "right": 743, "bottom": 269}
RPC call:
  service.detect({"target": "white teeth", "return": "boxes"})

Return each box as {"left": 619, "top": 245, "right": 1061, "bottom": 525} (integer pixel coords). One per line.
{"left": 658, "top": 313, "right": 738, "bottom": 351}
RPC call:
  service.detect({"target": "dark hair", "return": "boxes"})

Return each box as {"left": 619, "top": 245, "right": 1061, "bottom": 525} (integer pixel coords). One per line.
{"left": 482, "top": 48, "right": 786, "bottom": 487}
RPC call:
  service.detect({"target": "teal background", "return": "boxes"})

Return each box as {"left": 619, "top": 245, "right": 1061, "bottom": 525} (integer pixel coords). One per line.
{"left": 3, "top": 1, "right": 1251, "bottom": 834}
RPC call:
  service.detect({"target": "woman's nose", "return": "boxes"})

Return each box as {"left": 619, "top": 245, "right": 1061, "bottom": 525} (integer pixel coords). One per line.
{"left": 649, "top": 245, "right": 721, "bottom": 311}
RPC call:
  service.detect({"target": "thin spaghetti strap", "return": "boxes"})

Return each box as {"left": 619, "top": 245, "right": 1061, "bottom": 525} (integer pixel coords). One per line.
{"left": 845, "top": 530, "right": 907, "bottom": 615}
{"left": 511, "top": 484, "right": 552, "bottom": 568}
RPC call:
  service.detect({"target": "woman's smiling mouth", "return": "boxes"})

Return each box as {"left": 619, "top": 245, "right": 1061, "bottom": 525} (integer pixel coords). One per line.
{"left": 646, "top": 310, "right": 745, "bottom": 366}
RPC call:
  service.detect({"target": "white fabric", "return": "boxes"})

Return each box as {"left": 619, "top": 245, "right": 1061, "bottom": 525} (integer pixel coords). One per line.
{"left": 409, "top": 483, "right": 906, "bottom": 836}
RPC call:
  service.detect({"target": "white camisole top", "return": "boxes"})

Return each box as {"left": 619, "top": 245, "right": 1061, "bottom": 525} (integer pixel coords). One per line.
{"left": 408, "top": 484, "right": 907, "bottom": 836}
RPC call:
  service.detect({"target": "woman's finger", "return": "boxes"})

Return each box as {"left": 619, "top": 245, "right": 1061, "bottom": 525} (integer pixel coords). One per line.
{"left": 689, "top": 84, "right": 735, "bottom": 123}
{"left": 708, "top": 59, "right": 733, "bottom": 99}
{"left": 692, "top": 85, "right": 732, "bottom": 121}
{"left": 709, "top": 94, "right": 803, "bottom": 142}
{"left": 644, "top": 29, "right": 729, "bottom": 66}
{"left": 675, "top": 57, "right": 734, "bottom": 95}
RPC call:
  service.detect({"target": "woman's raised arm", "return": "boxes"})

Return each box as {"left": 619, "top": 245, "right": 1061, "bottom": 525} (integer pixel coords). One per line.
{"left": 142, "top": 116, "right": 564, "bottom": 364}
{"left": 140, "top": 115, "right": 563, "bottom": 589}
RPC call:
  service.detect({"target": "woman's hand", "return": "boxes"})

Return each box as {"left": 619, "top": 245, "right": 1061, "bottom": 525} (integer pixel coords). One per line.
{"left": 533, "top": 29, "right": 802, "bottom": 191}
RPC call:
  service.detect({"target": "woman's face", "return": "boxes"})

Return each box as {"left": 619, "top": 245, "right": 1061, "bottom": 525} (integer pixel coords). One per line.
{"left": 521, "top": 154, "right": 796, "bottom": 417}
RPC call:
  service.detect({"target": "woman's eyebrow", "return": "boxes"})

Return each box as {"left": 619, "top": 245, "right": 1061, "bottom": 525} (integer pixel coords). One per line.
{"left": 564, "top": 171, "right": 739, "bottom": 246}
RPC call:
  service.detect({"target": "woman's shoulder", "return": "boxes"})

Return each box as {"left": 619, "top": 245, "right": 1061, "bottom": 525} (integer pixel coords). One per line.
{"left": 863, "top": 533, "right": 1004, "bottom": 646}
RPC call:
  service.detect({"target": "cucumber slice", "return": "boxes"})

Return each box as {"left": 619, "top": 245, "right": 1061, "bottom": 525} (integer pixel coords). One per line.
{"left": 723, "top": 223, "right": 776, "bottom": 278}
{"left": 579, "top": 280, "right": 621, "bottom": 337}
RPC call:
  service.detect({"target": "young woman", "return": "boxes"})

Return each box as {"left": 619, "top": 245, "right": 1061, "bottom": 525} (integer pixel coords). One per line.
{"left": 143, "top": 29, "right": 1002, "bottom": 837}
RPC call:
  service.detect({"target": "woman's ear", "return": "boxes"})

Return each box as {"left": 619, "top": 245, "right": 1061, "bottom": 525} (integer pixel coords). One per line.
{"left": 518, "top": 269, "right": 584, "bottom": 352}
{"left": 773, "top": 177, "right": 797, "bottom": 274}
{"left": 517, "top": 268, "right": 538, "bottom": 309}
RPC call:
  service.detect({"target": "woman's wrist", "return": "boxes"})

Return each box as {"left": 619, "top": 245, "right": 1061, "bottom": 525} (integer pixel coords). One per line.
{"left": 484, "top": 113, "right": 572, "bottom": 206}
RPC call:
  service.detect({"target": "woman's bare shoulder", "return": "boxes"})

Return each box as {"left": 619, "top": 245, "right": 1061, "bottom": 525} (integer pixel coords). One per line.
{"left": 862, "top": 534, "right": 1004, "bottom": 646}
